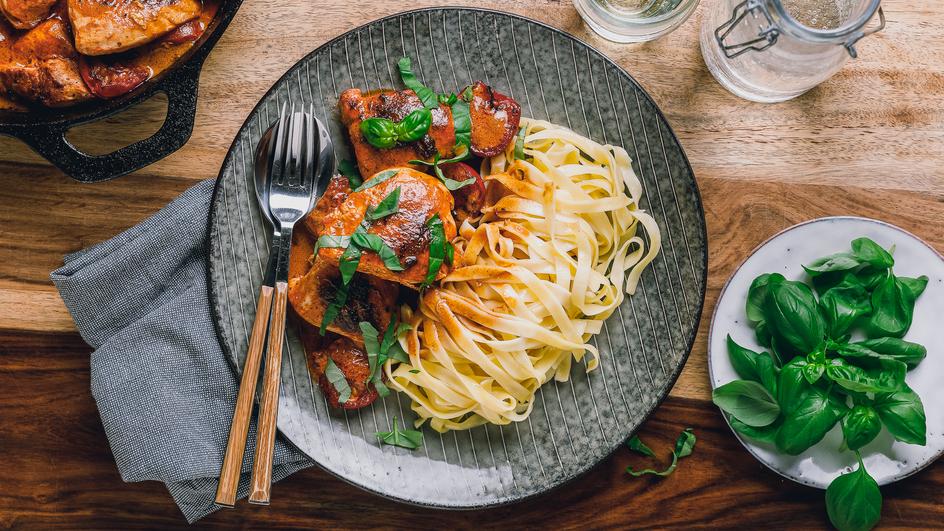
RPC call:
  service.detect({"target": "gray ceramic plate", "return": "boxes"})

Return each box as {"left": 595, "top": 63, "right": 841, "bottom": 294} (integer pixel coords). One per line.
{"left": 208, "top": 7, "right": 707, "bottom": 508}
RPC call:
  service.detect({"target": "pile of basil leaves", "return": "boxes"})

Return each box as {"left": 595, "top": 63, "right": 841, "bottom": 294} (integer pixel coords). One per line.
{"left": 712, "top": 237, "right": 930, "bottom": 531}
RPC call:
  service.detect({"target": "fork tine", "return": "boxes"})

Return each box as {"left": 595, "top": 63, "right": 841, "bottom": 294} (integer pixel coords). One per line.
{"left": 269, "top": 103, "right": 290, "bottom": 188}
{"left": 301, "top": 110, "right": 316, "bottom": 191}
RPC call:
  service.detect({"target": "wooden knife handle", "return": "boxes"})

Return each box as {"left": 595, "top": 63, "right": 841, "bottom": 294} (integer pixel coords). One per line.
{"left": 215, "top": 284, "right": 274, "bottom": 508}
{"left": 248, "top": 280, "right": 288, "bottom": 505}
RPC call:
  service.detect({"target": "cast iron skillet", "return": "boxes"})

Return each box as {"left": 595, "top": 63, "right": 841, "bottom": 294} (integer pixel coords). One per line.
{"left": 0, "top": 0, "right": 242, "bottom": 183}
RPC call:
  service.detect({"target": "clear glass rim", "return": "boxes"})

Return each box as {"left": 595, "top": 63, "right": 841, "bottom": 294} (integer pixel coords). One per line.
{"left": 768, "top": 0, "right": 882, "bottom": 41}
{"left": 584, "top": 0, "right": 701, "bottom": 27}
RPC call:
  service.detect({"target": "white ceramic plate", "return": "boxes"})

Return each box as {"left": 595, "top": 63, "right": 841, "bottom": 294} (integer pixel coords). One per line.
{"left": 709, "top": 216, "right": 944, "bottom": 488}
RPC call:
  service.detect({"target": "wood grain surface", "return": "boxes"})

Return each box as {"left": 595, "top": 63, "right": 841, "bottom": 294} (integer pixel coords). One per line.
{"left": 0, "top": 0, "right": 941, "bottom": 528}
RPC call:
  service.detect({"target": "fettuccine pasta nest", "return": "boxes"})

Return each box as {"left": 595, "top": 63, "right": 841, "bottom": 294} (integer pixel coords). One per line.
{"left": 384, "top": 118, "right": 662, "bottom": 432}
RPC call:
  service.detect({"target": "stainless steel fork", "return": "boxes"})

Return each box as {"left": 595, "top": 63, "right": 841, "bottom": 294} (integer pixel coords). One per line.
{"left": 246, "top": 104, "right": 320, "bottom": 505}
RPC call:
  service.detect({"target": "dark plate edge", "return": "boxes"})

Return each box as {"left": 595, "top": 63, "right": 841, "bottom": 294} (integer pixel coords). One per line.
{"left": 205, "top": 5, "right": 709, "bottom": 511}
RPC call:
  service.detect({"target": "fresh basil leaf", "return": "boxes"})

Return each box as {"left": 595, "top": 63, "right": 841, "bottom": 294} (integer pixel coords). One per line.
{"left": 514, "top": 126, "right": 527, "bottom": 160}
{"left": 439, "top": 92, "right": 458, "bottom": 105}
{"left": 819, "top": 275, "right": 871, "bottom": 339}
{"left": 778, "top": 357, "right": 811, "bottom": 414}
{"left": 726, "top": 335, "right": 778, "bottom": 396}
{"left": 423, "top": 214, "right": 446, "bottom": 287}
{"left": 802, "top": 362, "right": 825, "bottom": 385}
{"left": 825, "top": 357, "right": 904, "bottom": 394}
{"left": 873, "top": 384, "right": 926, "bottom": 445}
{"left": 360, "top": 117, "right": 399, "bottom": 149}
{"left": 338, "top": 244, "right": 362, "bottom": 285}
{"left": 443, "top": 176, "right": 476, "bottom": 191}
{"left": 320, "top": 281, "right": 350, "bottom": 334}
{"left": 754, "top": 320, "right": 774, "bottom": 352}
{"left": 730, "top": 416, "right": 779, "bottom": 444}
{"left": 325, "top": 358, "right": 352, "bottom": 404}
{"left": 367, "top": 187, "right": 401, "bottom": 221}
{"left": 841, "top": 405, "right": 882, "bottom": 451}
{"left": 746, "top": 273, "right": 783, "bottom": 323}
{"left": 397, "top": 57, "right": 440, "bottom": 110}
{"left": 376, "top": 416, "right": 424, "bottom": 450}
{"left": 626, "top": 428, "right": 696, "bottom": 477}
{"left": 712, "top": 380, "right": 781, "bottom": 427}
{"left": 373, "top": 377, "right": 390, "bottom": 397}
{"left": 851, "top": 237, "right": 894, "bottom": 269}
{"left": 775, "top": 386, "right": 847, "bottom": 455}
{"left": 451, "top": 98, "right": 471, "bottom": 147}
{"left": 866, "top": 274, "right": 916, "bottom": 338}
{"left": 395, "top": 322, "right": 412, "bottom": 336}
{"left": 898, "top": 275, "right": 929, "bottom": 299}
{"left": 803, "top": 252, "right": 861, "bottom": 276}
{"left": 338, "top": 159, "right": 362, "bottom": 189}
{"left": 626, "top": 436, "right": 655, "bottom": 457}
{"left": 351, "top": 232, "right": 405, "bottom": 272}
{"left": 313, "top": 234, "right": 351, "bottom": 255}
{"left": 396, "top": 108, "right": 433, "bottom": 143}
{"left": 764, "top": 279, "right": 826, "bottom": 357}
{"left": 826, "top": 457, "right": 882, "bottom": 531}
{"left": 354, "top": 169, "right": 399, "bottom": 193}
{"left": 852, "top": 338, "right": 926, "bottom": 369}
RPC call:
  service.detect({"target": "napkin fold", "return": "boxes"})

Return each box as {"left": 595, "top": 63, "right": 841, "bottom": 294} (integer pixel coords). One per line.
{"left": 51, "top": 179, "right": 312, "bottom": 523}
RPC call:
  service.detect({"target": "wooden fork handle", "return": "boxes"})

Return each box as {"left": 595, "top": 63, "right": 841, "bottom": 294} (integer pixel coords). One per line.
{"left": 248, "top": 280, "right": 288, "bottom": 505}
{"left": 215, "top": 284, "right": 274, "bottom": 508}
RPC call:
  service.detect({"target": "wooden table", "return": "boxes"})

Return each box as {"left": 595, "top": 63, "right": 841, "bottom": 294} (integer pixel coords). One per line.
{"left": 1, "top": 0, "right": 942, "bottom": 528}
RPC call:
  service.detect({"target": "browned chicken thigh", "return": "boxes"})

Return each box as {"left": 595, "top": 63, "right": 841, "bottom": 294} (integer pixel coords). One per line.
{"left": 67, "top": 0, "right": 201, "bottom": 56}
{"left": 314, "top": 168, "right": 457, "bottom": 287}
{"left": 0, "top": 12, "right": 92, "bottom": 106}
{"left": 339, "top": 88, "right": 456, "bottom": 178}
{"left": 0, "top": 0, "right": 57, "bottom": 29}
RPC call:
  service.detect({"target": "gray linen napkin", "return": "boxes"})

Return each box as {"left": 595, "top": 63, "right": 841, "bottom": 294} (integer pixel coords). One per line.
{"left": 51, "top": 179, "right": 312, "bottom": 523}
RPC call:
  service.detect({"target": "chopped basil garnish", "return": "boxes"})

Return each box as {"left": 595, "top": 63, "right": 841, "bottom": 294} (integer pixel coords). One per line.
{"left": 376, "top": 416, "right": 423, "bottom": 450}
{"left": 626, "top": 428, "right": 696, "bottom": 477}
{"left": 338, "top": 244, "right": 362, "bottom": 285}
{"left": 397, "top": 57, "right": 439, "bottom": 110}
{"left": 409, "top": 369, "right": 421, "bottom": 374}
{"left": 409, "top": 147, "right": 475, "bottom": 191}
{"left": 314, "top": 234, "right": 351, "bottom": 254}
{"left": 439, "top": 93, "right": 458, "bottom": 105}
{"left": 324, "top": 358, "right": 352, "bottom": 404}
{"left": 354, "top": 169, "right": 398, "bottom": 193}
{"left": 351, "top": 232, "right": 404, "bottom": 271}
{"left": 514, "top": 126, "right": 527, "bottom": 160}
{"left": 626, "top": 435, "right": 656, "bottom": 458}
{"left": 360, "top": 319, "right": 411, "bottom": 395}
{"left": 338, "top": 159, "right": 362, "bottom": 189}
{"left": 366, "top": 187, "right": 401, "bottom": 221}
{"left": 452, "top": 98, "right": 471, "bottom": 148}
{"left": 423, "top": 214, "right": 446, "bottom": 287}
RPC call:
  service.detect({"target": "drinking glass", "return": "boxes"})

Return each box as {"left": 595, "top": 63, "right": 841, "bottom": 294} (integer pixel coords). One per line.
{"left": 574, "top": 0, "right": 701, "bottom": 43}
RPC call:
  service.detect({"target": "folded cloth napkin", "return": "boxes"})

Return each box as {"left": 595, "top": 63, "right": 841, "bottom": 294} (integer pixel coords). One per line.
{"left": 51, "top": 179, "right": 312, "bottom": 523}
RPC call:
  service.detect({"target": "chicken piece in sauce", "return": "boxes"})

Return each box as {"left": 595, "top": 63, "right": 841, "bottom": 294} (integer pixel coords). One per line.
{"left": 339, "top": 88, "right": 456, "bottom": 178}
{"left": 0, "top": 0, "right": 57, "bottom": 29}
{"left": 0, "top": 13, "right": 92, "bottom": 106}
{"left": 67, "top": 0, "right": 201, "bottom": 56}
{"left": 314, "top": 168, "right": 457, "bottom": 287}
{"left": 288, "top": 257, "right": 398, "bottom": 346}
{"left": 300, "top": 328, "right": 380, "bottom": 410}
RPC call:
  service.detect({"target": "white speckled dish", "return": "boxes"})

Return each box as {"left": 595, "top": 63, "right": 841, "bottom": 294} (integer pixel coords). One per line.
{"left": 709, "top": 216, "right": 944, "bottom": 489}
{"left": 207, "top": 8, "right": 708, "bottom": 508}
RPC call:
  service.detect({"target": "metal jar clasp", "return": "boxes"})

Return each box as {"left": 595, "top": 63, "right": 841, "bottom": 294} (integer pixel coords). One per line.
{"left": 715, "top": 0, "right": 780, "bottom": 59}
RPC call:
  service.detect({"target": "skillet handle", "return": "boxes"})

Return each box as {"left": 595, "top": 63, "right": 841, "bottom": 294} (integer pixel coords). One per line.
{"left": 14, "top": 62, "right": 201, "bottom": 183}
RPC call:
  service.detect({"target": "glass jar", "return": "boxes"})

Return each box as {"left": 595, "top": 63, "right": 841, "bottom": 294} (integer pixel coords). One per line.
{"left": 700, "top": 0, "right": 885, "bottom": 102}
{"left": 574, "top": 0, "right": 701, "bottom": 43}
